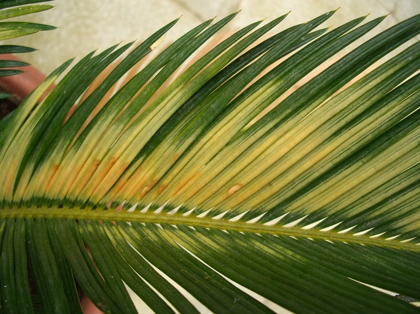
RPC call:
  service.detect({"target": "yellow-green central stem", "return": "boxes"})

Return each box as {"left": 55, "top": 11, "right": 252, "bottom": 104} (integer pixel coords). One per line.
{"left": 2, "top": 206, "right": 419, "bottom": 251}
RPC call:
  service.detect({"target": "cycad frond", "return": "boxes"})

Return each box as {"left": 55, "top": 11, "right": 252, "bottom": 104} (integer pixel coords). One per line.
{"left": 1, "top": 7, "right": 420, "bottom": 313}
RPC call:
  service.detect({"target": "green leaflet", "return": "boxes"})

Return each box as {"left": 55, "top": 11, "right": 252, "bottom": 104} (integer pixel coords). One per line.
{"left": 0, "top": 69, "right": 22, "bottom": 76}
{"left": 0, "top": 92, "right": 11, "bottom": 98}
{"left": 0, "top": 22, "right": 55, "bottom": 40}
{"left": 0, "top": 0, "right": 53, "bottom": 10}
{"left": 0, "top": 45, "right": 36, "bottom": 54}
{"left": 0, "top": 4, "right": 52, "bottom": 20}
{"left": 0, "top": 60, "right": 29, "bottom": 67}
{"left": 1, "top": 7, "right": 420, "bottom": 314}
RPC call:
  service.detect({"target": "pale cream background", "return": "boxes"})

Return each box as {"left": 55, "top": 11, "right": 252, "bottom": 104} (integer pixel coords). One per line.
{"left": 3, "top": 1, "right": 420, "bottom": 313}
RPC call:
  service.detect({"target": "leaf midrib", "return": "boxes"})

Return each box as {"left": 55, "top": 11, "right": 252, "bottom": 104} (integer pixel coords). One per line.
{"left": 2, "top": 206, "right": 419, "bottom": 252}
